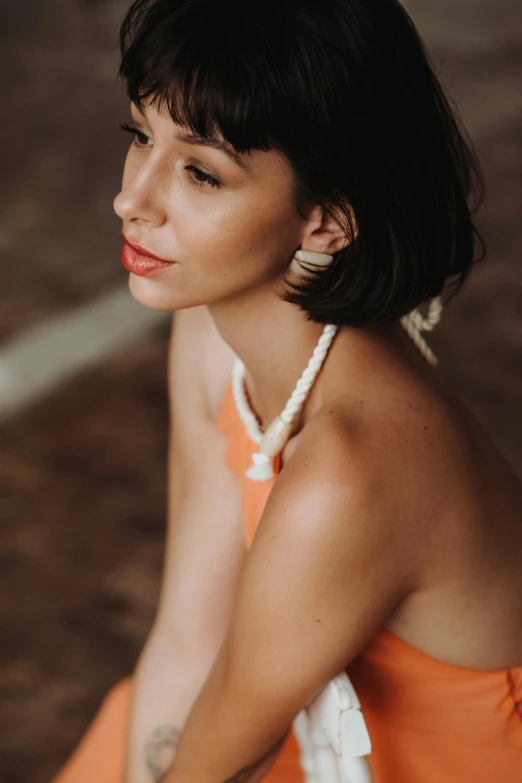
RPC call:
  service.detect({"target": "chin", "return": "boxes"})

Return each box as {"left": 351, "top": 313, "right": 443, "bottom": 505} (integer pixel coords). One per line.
{"left": 127, "top": 273, "right": 182, "bottom": 311}
{"left": 126, "top": 271, "right": 213, "bottom": 313}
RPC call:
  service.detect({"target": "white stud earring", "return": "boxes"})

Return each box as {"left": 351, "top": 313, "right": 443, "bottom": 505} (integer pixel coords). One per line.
{"left": 289, "top": 249, "right": 334, "bottom": 279}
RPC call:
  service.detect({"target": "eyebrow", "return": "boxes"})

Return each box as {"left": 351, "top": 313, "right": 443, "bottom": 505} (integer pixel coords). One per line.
{"left": 176, "top": 130, "right": 249, "bottom": 171}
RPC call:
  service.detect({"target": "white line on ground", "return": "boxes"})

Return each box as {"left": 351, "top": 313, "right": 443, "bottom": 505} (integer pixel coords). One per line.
{"left": 0, "top": 285, "right": 171, "bottom": 420}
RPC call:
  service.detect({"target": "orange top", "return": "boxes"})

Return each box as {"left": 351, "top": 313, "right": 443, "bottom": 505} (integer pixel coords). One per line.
{"left": 217, "top": 376, "right": 522, "bottom": 782}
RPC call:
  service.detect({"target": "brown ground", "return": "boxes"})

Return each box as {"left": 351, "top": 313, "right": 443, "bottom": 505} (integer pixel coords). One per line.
{"left": 0, "top": 1, "right": 521, "bottom": 781}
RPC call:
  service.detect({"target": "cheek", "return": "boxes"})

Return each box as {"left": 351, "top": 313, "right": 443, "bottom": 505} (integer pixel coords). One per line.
{"left": 125, "top": 193, "right": 300, "bottom": 313}
{"left": 230, "top": 196, "right": 302, "bottom": 275}
{"left": 172, "top": 191, "right": 298, "bottom": 276}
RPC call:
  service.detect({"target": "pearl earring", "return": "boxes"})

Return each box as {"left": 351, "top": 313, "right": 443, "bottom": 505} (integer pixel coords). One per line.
{"left": 289, "top": 249, "right": 334, "bottom": 279}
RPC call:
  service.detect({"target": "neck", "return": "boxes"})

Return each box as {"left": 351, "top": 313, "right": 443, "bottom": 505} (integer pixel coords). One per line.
{"left": 208, "top": 286, "right": 436, "bottom": 435}
{"left": 208, "top": 288, "right": 328, "bottom": 431}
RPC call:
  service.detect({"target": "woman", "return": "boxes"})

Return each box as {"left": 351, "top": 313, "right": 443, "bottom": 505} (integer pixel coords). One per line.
{"left": 51, "top": 0, "right": 522, "bottom": 781}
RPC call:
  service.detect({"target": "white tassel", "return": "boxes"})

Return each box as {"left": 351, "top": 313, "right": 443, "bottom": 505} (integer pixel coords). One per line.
{"left": 293, "top": 670, "right": 374, "bottom": 782}
{"left": 245, "top": 452, "right": 275, "bottom": 481}
{"left": 245, "top": 415, "right": 294, "bottom": 481}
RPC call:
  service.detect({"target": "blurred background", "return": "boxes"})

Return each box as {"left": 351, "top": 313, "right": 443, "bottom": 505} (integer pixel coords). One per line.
{"left": 0, "top": 1, "right": 520, "bottom": 781}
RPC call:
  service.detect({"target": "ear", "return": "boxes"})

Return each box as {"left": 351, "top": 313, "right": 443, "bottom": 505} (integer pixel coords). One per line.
{"left": 300, "top": 202, "right": 358, "bottom": 256}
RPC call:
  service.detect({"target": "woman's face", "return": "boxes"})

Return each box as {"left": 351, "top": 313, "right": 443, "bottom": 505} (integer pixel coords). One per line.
{"left": 113, "top": 100, "right": 307, "bottom": 311}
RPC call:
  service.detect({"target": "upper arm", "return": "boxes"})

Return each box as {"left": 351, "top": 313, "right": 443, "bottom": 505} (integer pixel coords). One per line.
{"left": 153, "top": 306, "right": 246, "bottom": 657}
{"left": 218, "top": 420, "right": 417, "bottom": 734}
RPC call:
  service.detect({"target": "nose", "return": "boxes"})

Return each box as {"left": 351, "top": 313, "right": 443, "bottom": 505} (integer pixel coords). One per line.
{"left": 113, "top": 160, "right": 167, "bottom": 228}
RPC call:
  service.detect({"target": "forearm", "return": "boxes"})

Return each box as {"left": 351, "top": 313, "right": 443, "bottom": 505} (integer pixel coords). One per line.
{"left": 160, "top": 651, "right": 291, "bottom": 783}
{"left": 218, "top": 735, "right": 288, "bottom": 783}
{"left": 125, "top": 628, "right": 218, "bottom": 783}
{"left": 159, "top": 736, "right": 286, "bottom": 783}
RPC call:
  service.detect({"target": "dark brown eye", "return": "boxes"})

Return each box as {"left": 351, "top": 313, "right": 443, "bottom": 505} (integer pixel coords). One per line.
{"left": 119, "top": 122, "right": 151, "bottom": 148}
{"left": 184, "top": 165, "right": 221, "bottom": 189}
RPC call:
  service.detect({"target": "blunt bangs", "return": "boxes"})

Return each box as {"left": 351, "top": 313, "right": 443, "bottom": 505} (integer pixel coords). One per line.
{"left": 118, "top": 0, "right": 292, "bottom": 154}
{"left": 118, "top": 0, "right": 486, "bottom": 327}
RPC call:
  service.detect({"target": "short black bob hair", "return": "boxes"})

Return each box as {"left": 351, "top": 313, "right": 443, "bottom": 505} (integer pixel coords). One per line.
{"left": 118, "top": 0, "right": 485, "bottom": 327}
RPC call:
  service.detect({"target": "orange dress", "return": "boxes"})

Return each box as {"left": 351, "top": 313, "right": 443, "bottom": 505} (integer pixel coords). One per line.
{"left": 52, "top": 376, "right": 522, "bottom": 783}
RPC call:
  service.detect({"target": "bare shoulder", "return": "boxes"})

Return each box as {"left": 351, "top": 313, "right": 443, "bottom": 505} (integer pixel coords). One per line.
{"left": 168, "top": 306, "right": 237, "bottom": 420}
{"left": 269, "top": 400, "right": 422, "bottom": 597}
{"left": 283, "top": 359, "right": 522, "bottom": 666}
{"left": 278, "top": 363, "right": 487, "bottom": 590}
{"left": 242, "top": 403, "right": 419, "bottom": 668}
{"left": 304, "top": 357, "right": 495, "bottom": 526}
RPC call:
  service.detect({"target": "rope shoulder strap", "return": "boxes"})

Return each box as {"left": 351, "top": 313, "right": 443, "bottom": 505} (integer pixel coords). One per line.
{"left": 399, "top": 296, "right": 443, "bottom": 366}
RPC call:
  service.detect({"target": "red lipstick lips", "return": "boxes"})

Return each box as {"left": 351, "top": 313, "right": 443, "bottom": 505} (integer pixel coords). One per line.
{"left": 121, "top": 234, "right": 178, "bottom": 277}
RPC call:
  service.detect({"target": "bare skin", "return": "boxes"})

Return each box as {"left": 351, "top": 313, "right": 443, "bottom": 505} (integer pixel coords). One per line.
{"left": 147, "top": 311, "right": 522, "bottom": 783}
{"left": 145, "top": 726, "right": 180, "bottom": 781}
{"left": 115, "top": 98, "right": 522, "bottom": 781}
{"left": 269, "top": 319, "right": 522, "bottom": 671}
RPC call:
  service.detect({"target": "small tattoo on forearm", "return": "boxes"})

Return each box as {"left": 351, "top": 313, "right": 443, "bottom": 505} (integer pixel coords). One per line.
{"left": 145, "top": 725, "right": 181, "bottom": 781}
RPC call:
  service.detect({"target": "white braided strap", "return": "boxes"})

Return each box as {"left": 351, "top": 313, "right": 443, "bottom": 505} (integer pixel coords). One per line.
{"left": 399, "top": 296, "right": 442, "bottom": 367}
{"left": 232, "top": 324, "right": 340, "bottom": 481}
{"left": 233, "top": 296, "right": 443, "bottom": 481}
{"left": 279, "top": 324, "right": 339, "bottom": 425}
